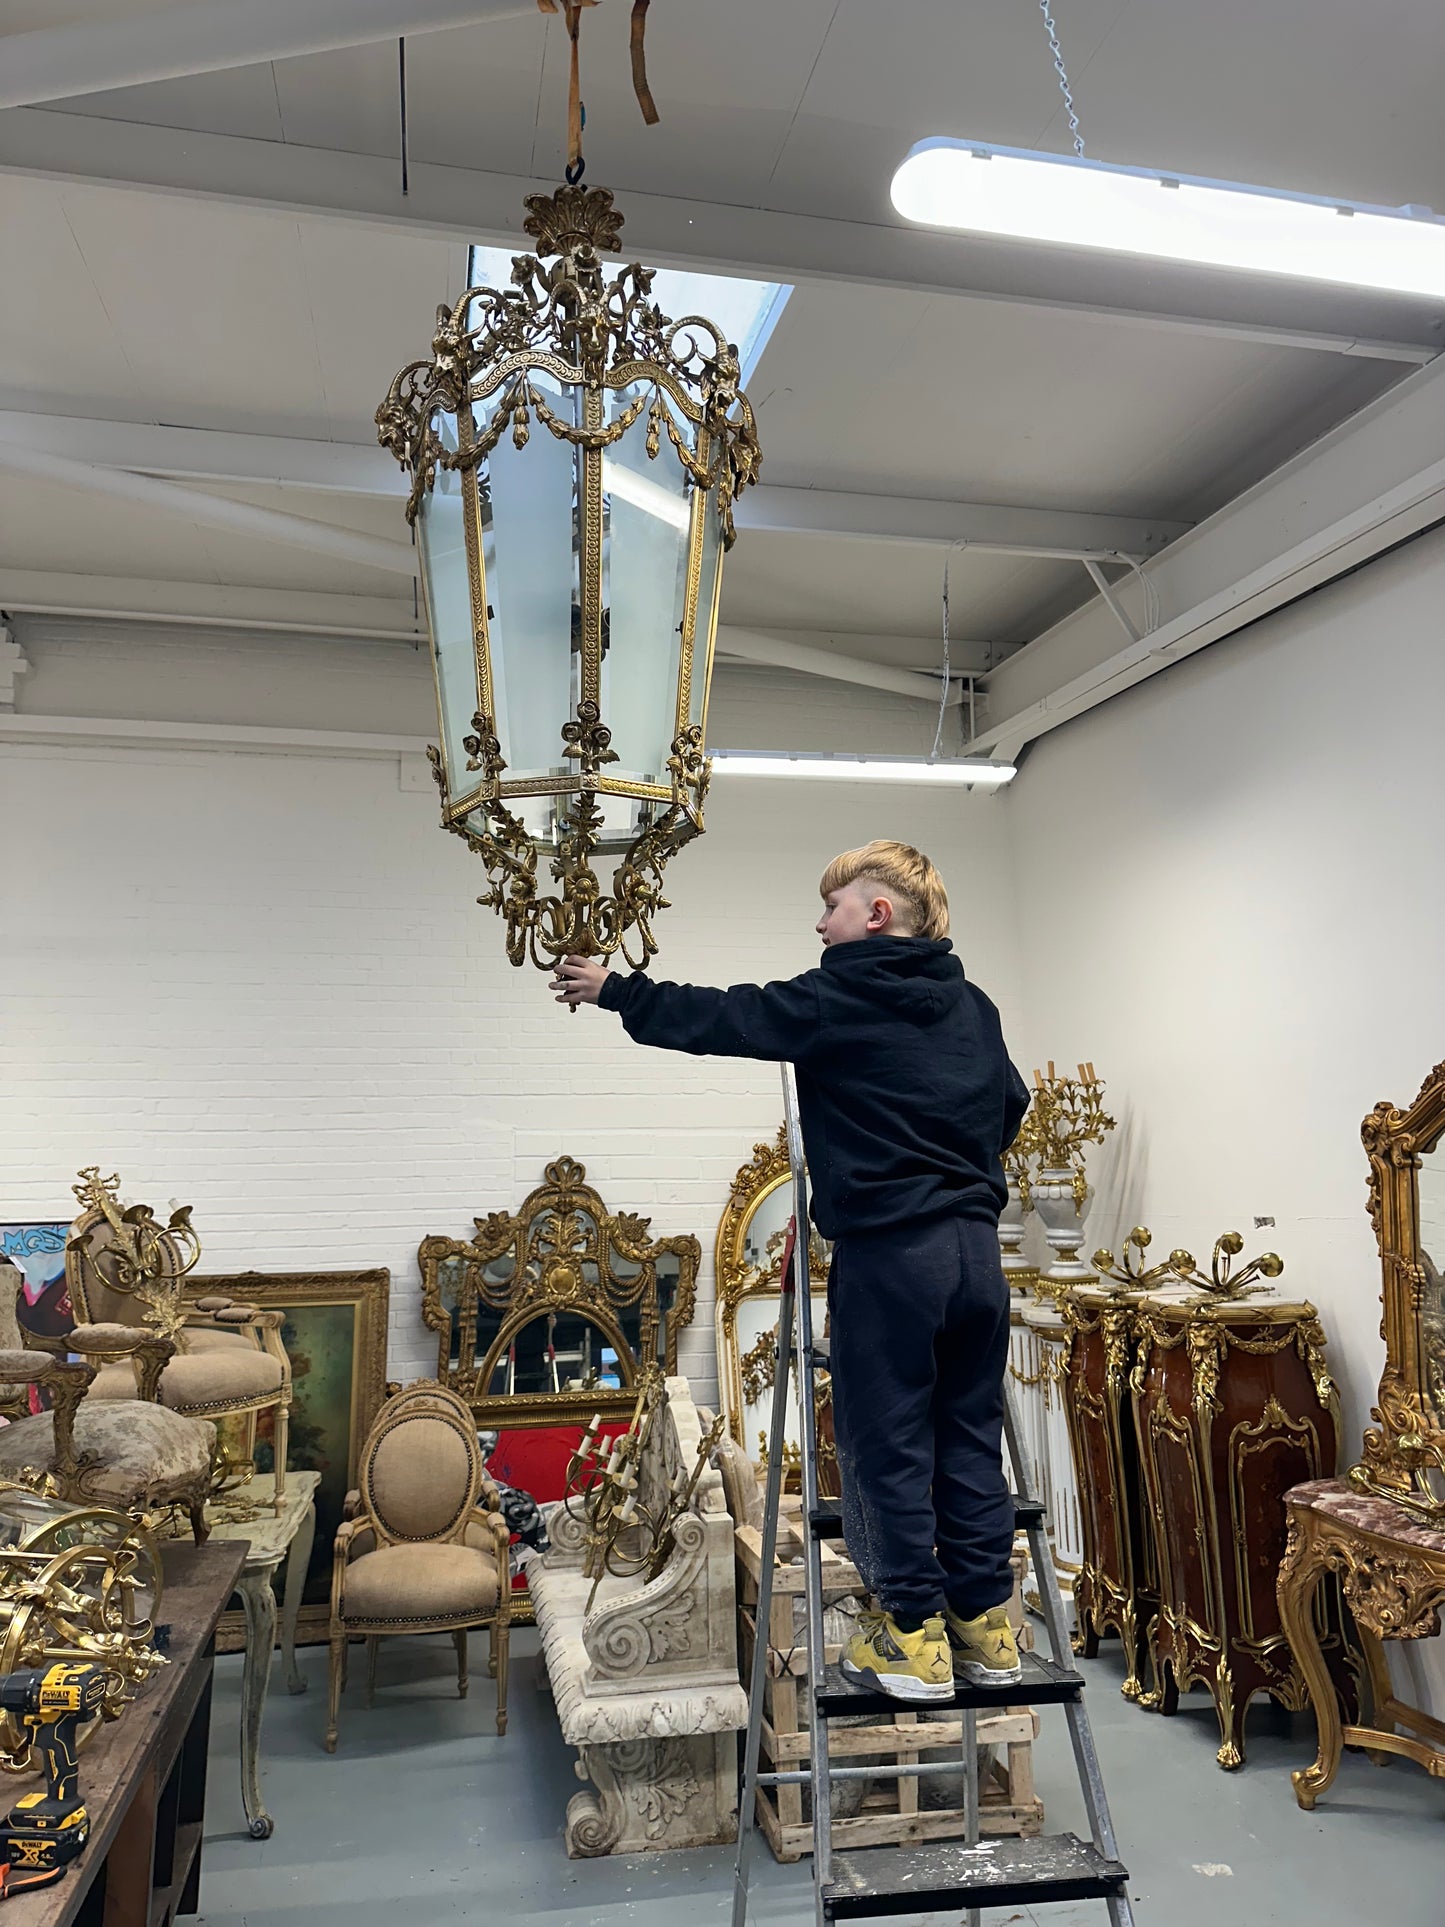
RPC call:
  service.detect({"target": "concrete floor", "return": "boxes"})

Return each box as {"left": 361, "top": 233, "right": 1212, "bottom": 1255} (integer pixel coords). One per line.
{"left": 194, "top": 1631, "right": 1444, "bottom": 1927}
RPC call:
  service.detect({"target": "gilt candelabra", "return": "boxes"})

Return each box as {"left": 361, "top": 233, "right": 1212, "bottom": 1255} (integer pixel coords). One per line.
{"left": 1019, "top": 1065, "right": 1117, "bottom": 1290}
{"left": 564, "top": 1367, "right": 724, "bottom": 1609}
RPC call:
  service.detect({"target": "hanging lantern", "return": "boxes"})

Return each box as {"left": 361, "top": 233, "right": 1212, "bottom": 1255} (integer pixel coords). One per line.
{"left": 376, "top": 184, "right": 761, "bottom": 970}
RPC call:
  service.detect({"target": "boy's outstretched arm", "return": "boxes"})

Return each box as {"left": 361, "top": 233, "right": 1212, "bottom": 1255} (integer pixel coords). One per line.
{"left": 552, "top": 954, "right": 821, "bottom": 1062}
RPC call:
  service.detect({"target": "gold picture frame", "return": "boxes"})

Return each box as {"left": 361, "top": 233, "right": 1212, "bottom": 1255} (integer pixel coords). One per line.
{"left": 1354, "top": 1061, "right": 1445, "bottom": 1518}
{"left": 185, "top": 1269, "right": 390, "bottom": 1650}
{"left": 714, "top": 1130, "right": 830, "bottom": 1471}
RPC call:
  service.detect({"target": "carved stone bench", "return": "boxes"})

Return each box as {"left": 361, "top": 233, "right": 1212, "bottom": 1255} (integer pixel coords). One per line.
{"left": 526, "top": 1376, "right": 747, "bottom": 1857}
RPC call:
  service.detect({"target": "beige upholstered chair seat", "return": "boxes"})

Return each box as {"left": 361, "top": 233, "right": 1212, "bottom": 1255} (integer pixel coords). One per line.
{"left": 0, "top": 1403, "right": 215, "bottom": 1514}
{"left": 89, "top": 1346, "right": 284, "bottom": 1407}
{"left": 343, "top": 1542, "right": 501, "bottom": 1622}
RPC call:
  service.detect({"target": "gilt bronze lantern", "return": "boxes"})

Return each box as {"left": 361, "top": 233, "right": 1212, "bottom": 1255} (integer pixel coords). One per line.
{"left": 377, "top": 184, "right": 761, "bottom": 970}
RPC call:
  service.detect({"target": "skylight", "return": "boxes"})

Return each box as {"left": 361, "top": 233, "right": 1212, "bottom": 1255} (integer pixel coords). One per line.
{"left": 466, "top": 244, "right": 790, "bottom": 384}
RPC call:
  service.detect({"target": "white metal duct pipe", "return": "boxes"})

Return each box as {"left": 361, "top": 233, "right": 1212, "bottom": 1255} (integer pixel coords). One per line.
{"left": 716, "top": 626, "right": 962, "bottom": 707}
{"left": 0, "top": 0, "right": 537, "bottom": 112}
{"left": 0, "top": 441, "right": 418, "bottom": 578}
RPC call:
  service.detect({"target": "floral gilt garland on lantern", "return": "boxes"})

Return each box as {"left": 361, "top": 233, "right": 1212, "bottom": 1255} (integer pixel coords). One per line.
{"left": 376, "top": 185, "right": 761, "bottom": 539}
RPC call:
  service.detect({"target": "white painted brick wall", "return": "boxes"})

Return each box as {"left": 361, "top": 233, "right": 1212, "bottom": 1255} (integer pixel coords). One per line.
{"left": 2, "top": 629, "right": 1023, "bottom": 1405}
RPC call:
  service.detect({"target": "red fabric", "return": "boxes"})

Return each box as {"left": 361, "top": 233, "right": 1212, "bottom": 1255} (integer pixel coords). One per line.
{"left": 488, "top": 1421, "right": 630, "bottom": 1503}
{"left": 490, "top": 1420, "right": 632, "bottom": 1598}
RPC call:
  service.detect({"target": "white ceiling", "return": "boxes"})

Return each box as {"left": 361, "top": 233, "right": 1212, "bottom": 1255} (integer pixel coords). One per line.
{"left": 0, "top": 0, "right": 1441, "bottom": 685}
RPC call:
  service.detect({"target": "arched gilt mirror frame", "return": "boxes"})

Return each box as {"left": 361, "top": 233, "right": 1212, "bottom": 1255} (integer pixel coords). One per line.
{"left": 714, "top": 1129, "right": 830, "bottom": 1474}
{"left": 419, "top": 1156, "right": 699, "bottom": 1426}
{"left": 1354, "top": 1060, "right": 1445, "bottom": 1517}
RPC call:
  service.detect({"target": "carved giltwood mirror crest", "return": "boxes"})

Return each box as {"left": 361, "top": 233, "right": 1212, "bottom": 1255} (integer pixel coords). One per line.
{"left": 1353, "top": 1060, "right": 1445, "bottom": 1518}
{"left": 418, "top": 1156, "right": 699, "bottom": 1425}
{"left": 714, "top": 1130, "right": 832, "bottom": 1487}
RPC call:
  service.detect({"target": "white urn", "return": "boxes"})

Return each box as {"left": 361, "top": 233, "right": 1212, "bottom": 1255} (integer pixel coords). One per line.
{"left": 1031, "top": 1165, "right": 1093, "bottom": 1284}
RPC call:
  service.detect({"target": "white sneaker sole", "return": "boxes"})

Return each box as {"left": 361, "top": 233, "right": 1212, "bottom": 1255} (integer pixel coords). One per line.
{"left": 839, "top": 1657, "right": 955, "bottom": 1703}
{"left": 954, "top": 1659, "right": 1025, "bottom": 1687}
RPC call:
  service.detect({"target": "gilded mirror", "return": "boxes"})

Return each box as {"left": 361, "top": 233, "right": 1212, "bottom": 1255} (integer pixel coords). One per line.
{"left": 419, "top": 1156, "right": 698, "bottom": 1425}
{"left": 714, "top": 1130, "right": 831, "bottom": 1484}
{"left": 1354, "top": 1061, "right": 1445, "bottom": 1516}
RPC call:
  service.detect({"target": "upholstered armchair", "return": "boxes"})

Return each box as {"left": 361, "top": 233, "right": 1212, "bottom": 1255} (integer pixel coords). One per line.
{"left": 64, "top": 1169, "right": 291, "bottom": 1505}
{"left": 326, "top": 1381, "right": 512, "bottom": 1751}
{"left": 0, "top": 1279, "right": 216, "bottom": 1538}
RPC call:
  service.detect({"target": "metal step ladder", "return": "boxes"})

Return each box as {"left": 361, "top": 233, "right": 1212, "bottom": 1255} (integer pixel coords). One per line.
{"left": 731, "top": 1065, "right": 1135, "bottom": 1927}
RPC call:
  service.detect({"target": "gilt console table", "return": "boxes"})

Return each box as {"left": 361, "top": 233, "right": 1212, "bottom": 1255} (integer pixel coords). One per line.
{"left": 1279, "top": 1478, "right": 1445, "bottom": 1806}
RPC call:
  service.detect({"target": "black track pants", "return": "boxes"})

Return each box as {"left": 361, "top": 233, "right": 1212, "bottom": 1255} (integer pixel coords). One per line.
{"left": 827, "top": 1214, "right": 1015, "bottom": 1622}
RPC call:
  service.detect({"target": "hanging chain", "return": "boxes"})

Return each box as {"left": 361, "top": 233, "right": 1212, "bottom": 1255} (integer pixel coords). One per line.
{"left": 1037, "top": 0, "right": 1086, "bottom": 157}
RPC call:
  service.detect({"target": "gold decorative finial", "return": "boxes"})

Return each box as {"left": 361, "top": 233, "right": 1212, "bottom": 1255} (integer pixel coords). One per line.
{"left": 522, "top": 183, "right": 626, "bottom": 258}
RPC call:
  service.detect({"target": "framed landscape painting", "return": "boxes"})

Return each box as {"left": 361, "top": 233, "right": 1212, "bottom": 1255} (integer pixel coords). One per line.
{"left": 187, "top": 1268, "right": 391, "bottom": 1649}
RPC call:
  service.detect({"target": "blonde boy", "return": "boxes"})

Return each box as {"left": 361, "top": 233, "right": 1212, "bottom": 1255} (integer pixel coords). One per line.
{"left": 554, "top": 840, "right": 1029, "bottom": 1701}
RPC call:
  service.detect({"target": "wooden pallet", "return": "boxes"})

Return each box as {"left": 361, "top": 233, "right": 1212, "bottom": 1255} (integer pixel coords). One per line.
{"left": 735, "top": 1507, "right": 1044, "bottom": 1863}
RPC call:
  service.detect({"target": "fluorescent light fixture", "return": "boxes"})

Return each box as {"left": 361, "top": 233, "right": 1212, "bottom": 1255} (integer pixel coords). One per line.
{"left": 601, "top": 456, "right": 690, "bottom": 529}
{"left": 708, "top": 751, "right": 1016, "bottom": 787}
{"left": 467, "top": 246, "right": 791, "bottom": 383}
{"left": 890, "top": 138, "right": 1445, "bottom": 299}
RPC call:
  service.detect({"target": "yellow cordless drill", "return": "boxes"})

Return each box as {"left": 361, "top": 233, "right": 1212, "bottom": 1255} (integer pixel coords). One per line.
{"left": 0, "top": 1664, "right": 107, "bottom": 1896}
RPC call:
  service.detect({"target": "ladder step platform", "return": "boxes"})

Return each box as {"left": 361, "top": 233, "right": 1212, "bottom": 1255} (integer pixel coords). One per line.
{"left": 822, "top": 1833, "right": 1130, "bottom": 1920}
{"left": 816, "top": 1649, "right": 1083, "bottom": 1717}
{"left": 809, "top": 1497, "right": 1047, "bottom": 1539}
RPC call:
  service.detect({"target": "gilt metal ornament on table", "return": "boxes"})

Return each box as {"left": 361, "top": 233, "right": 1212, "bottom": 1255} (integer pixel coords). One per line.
{"left": 0, "top": 1483, "right": 165, "bottom": 1772}
{"left": 377, "top": 181, "right": 762, "bottom": 972}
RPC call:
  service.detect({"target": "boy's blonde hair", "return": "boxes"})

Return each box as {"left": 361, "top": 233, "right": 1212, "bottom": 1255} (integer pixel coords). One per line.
{"left": 819, "top": 840, "right": 950, "bottom": 942}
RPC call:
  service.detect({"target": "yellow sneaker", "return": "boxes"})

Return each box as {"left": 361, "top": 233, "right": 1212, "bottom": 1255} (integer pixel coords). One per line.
{"left": 840, "top": 1610, "right": 953, "bottom": 1702}
{"left": 946, "top": 1604, "right": 1023, "bottom": 1686}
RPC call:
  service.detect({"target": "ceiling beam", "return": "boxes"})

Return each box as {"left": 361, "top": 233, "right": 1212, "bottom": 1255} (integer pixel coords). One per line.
{"left": 2, "top": 111, "right": 1439, "bottom": 365}
{"left": 716, "top": 627, "right": 963, "bottom": 706}
{"left": 0, "top": 413, "right": 1190, "bottom": 557}
{"left": 971, "top": 349, "right": 1445, "bottom": 760}
{"left": 0, "top": 440, "right": 418, "bottom": 576}
{"left": 737, "top": 487, "right": 1185, "bottom": 557}
{"left": 0, "top": 571, "right": 963, "bottom": 706}
{"left": 0, "top": 570, "right": 424, "bottom": 642}
{"left": 0, "top": 414, "right": 404, "bottom": 495}
{"left": 0, "top": 0, "right": 536, "bottom": 112}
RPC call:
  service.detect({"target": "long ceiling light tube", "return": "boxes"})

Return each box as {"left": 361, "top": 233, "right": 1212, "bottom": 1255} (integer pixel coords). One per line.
{"left": 708, "top": 751, "right": 1015, "bottom": 787}
{"left": 891, "top": 138, "right": 1445, "bottom": 300}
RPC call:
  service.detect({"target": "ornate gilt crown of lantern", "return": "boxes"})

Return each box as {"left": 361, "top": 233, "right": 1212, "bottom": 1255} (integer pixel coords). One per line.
{"left": 376, "top": 183, "right": 762, "bottom": 970}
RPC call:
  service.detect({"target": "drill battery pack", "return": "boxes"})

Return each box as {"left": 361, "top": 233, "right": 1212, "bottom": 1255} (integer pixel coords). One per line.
{"left": 0, "top": 1794, "right": 90, "bottom": 1895}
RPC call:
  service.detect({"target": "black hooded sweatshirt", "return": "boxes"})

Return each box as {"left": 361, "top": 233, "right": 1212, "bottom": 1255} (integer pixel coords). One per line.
{"left": 598, "top": 937, "right": 1030, "bottom": 1240}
